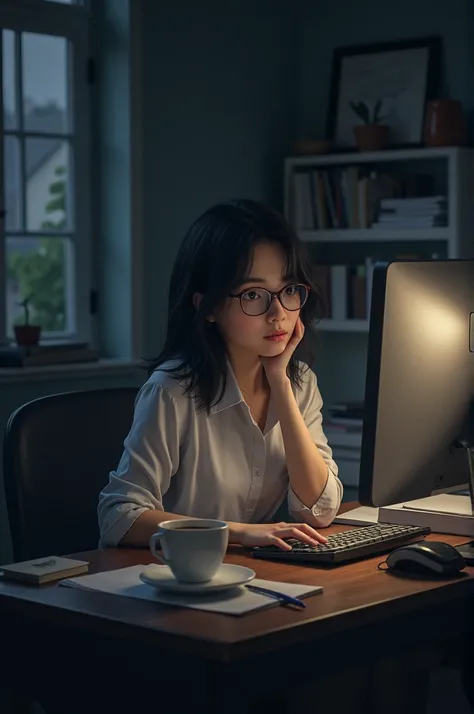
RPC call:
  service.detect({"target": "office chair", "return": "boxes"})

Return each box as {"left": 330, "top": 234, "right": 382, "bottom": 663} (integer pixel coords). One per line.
{"left": 3, "top": 386, "right": 139, "bottom": 562}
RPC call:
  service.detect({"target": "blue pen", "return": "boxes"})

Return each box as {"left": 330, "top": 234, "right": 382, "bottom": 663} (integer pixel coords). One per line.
{"left": 246, "top": 583, "right": 306, "bottom": 609}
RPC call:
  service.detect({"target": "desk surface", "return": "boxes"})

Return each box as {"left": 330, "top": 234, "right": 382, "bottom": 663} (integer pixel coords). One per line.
{"left": 1, "top": 504, "right": 474, "bottom": 662}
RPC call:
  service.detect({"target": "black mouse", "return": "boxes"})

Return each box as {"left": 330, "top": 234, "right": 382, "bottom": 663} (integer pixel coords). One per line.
{"left": 386, "top": 541, "right": 466, "bottom": 576}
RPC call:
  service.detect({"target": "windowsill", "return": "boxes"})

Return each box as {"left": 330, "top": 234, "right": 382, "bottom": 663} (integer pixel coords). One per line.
{"left": 0, "top": 358, "right": 146, "bottom": 384}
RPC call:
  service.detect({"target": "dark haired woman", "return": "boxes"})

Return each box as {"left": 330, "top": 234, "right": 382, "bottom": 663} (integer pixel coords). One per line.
{"left": 98, "top": 199, "right": 342, "bottom": 548}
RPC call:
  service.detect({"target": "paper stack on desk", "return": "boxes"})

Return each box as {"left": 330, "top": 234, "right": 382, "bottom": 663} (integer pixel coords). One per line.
{"left": 60, "top": 565, "right": 322, "bottom": 616}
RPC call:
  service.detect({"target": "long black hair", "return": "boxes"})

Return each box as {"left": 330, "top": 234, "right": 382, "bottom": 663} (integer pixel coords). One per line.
{"left": 147, "top": 199, "right": 323, "bottom": 412}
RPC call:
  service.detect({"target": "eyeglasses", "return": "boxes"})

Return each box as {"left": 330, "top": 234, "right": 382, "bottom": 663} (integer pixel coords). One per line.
{"left": 229, "top": 283, "right": 309, "bottom": 316}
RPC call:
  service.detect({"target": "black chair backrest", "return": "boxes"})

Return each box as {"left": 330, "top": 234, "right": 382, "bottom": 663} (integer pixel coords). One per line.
{"left": 3, "top": 387, "right": 138, "bottom": 562}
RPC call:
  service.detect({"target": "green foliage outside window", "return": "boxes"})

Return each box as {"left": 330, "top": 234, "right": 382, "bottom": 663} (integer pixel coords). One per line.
{"left": 7, "top": 165, "right": 67, "bottom": 331}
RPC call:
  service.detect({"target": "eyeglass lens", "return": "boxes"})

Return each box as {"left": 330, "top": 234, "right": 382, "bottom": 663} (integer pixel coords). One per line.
{"left": 240, "top": 285, "right": 307, "bottom": 316}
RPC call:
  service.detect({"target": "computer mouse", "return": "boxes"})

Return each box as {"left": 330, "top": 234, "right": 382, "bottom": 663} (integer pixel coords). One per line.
{"left": 386, "top": 541, "right": 466, "bottom": 576}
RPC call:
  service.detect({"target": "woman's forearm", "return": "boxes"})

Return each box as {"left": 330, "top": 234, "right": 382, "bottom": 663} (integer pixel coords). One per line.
{"left": 119, "top": 509, "right": 187, "bottom": 546}
{"left": 119, "top": 508, "right": 244, "bottom": 547}
{"left": 271, "top": 377, "right": 329, "bottom": 508}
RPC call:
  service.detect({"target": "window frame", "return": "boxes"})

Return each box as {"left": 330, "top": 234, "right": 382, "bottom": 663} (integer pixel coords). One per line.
{"left": 0, "top": 0, "right": 92, "bottom": 346}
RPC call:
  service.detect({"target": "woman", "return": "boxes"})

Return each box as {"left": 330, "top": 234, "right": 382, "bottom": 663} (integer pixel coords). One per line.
{"left": 98, "top": 199, "right": 342, "bottom": 548}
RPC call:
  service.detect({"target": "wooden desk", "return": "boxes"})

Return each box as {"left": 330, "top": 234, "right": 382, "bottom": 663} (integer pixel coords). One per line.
{"left": 1, "top": 509, "right": 474, "bottom": 714}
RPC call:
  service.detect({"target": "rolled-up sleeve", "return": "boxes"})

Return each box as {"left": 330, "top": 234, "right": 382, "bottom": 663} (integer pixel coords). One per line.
{"left": 288, "top": 369, "right": 343, "bottom": 527}
{"left": 97, "top": 382, "right": 180, "bottom": 546}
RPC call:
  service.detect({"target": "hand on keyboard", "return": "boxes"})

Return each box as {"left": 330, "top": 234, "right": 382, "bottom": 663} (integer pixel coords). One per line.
{"left": 252, "top": 523, "right": 431, "bottom": 564}
{"left": 233, "top": 521, "right": 328, "bottom": 550}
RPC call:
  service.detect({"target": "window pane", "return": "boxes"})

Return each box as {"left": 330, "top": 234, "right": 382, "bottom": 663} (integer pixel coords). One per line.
{"left": 6, "top": 236, "right": 72, "bottom": 334}
{"left": 22, "top": 33, "right": 68, "bottom": 134}
{"left": 4, "top": 135, "right": 22, "bottom": 231}
{"left": 25, "top": 138, "right": 70, "bottom": 232}
{"left": 3, "top": 30, "right": 17, "bottom": 130}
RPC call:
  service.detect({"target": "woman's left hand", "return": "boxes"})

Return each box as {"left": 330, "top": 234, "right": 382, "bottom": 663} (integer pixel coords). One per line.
{"left": 261, "top": 317, "right": 305, "bottom": 386}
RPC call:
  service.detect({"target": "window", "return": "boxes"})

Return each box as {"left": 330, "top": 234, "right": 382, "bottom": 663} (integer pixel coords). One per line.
{"left": 0, "top": 0, "right": 91, "bottom": 345}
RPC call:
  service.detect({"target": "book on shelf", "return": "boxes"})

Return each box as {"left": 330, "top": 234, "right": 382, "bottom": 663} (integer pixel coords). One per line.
{"left": 289, "top": 167, "right": 439, "bottom": 231}
{"left": 330, "top": 265, "right": 347, "bottom": 320}
{"left": 328, "top": 400, "right": 364, "bottom": 426}
{"left": 314, "top": 263, "right": 372, "bottom": 321}
{"left": 313, "top": 264, "right": 331, "bottom": 316}
{"left": 374, "top": 194, "right": 448, "bottom": 228}
{"left": 379, "top": 195, "right": 447, "bottom": 212}
{"left": 325, "top": 424, "right": 362, "bottom": 449}
{"left": 349, "top": 265, "right": 366, "bottom": 319}
{"left": 327, "top": 416, "right": 363, "bottom": 428}
{"left": 329, "top": 400, "right": 364, "bottom": 413}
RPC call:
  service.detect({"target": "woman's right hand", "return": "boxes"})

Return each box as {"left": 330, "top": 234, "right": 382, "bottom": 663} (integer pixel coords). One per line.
{"left": 229, "top": 521, "right": 328, "bottom": 550}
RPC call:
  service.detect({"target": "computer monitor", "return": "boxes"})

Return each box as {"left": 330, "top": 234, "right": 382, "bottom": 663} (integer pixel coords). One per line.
{"left": 359, "top": 259, "right": 474, "bottom": 509}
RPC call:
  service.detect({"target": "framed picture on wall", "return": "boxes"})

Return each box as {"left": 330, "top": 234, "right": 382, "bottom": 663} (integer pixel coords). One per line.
{"left": 326, "top": 36, "right": 442, "bottom": 150}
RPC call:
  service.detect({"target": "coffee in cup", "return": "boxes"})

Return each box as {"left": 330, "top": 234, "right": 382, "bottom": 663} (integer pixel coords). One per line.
{"left": 149, "top": 518, "right": 229, "bottom": 583}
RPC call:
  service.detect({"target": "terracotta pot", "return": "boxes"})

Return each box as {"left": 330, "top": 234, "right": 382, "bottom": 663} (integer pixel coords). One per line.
{"left": 353, "top": 124, "right": 390, "bottom": 152}
{"left": 424, "top": 99, "right": 467, "bottom": 147}
{"left": 14, "top": 324, "right": 42, "bottom": 347}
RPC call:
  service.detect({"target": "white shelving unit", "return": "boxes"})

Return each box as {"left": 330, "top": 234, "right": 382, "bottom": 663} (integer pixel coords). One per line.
{"left": 285, "top": 147, "right": 474, "bottom": 486}
{"left": 316, "top": 319, "right": 368, "bottom": 333}
{"left": 285, "top": 146, "right": 474, "bottom": 333}
{"left": 300, "top": 227, "right": 449, "bottom": 243}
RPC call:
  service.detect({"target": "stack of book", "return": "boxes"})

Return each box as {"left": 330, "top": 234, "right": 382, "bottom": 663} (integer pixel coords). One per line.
{"left": 325, "top": 401, "right": 364, "bottom": 491}
{"left": 325, "top": 401, "right": 363, "bottom": 447}
{"left": 372, "top": 195, "right": 447, "bottom": 229}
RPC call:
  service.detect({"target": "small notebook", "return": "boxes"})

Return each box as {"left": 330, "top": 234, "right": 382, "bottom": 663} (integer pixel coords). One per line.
{"left": 0, "top": 556, "right": 89, "bottom": 584}
{"left": 60, "top": 565, "right": 323, "bottom": 616}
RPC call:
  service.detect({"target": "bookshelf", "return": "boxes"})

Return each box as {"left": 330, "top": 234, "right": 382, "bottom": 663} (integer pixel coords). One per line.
{"left": 285, "top": 146, "right": 474, "bottom": 332}
{"left": 285, "top": 146, "right": 474, "bottom": 494}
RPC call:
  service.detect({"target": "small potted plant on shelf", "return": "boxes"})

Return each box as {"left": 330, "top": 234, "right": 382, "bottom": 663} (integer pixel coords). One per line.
{"left": 14, "top": 295, "right": 42, "bottom": 347}
{"left": 349, "top": 99, "right": 390, "bottom": 152}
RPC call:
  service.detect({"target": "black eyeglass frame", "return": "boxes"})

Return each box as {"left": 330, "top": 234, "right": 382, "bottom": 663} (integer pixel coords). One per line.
{"left": 228, "top": 283, "right": 310, "bottom": 316}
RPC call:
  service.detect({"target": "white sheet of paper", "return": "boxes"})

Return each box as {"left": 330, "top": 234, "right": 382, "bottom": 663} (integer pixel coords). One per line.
{"left": 60, "top": 565, "right": 323, "bottom": 616}
{"left": 401, "top": 494, "right": 473, "bottom": 517}
{"left": 333, "top": 506, "right": 379, "bottom": 525}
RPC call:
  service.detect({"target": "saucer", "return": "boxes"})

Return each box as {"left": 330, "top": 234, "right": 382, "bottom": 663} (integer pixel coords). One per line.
{"left": 140, "top": 563, "right": 256, "bottom": 594}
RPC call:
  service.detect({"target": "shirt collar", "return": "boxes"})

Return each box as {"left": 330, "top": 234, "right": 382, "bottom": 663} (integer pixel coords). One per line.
{"left": 209, "top": 359, "right": 298, "bottom": 426}
{"left": 210, "top": 359, "right": 245, "bottom": 415}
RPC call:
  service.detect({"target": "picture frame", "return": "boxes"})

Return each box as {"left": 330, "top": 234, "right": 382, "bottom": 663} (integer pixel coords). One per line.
{"left": 326, "top": 37, "right": 442, "bottom": 150}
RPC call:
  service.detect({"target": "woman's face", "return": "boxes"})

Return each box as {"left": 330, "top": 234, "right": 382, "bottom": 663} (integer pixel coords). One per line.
{"left": 214, "top": 242, "right": 301, "bottom": 365}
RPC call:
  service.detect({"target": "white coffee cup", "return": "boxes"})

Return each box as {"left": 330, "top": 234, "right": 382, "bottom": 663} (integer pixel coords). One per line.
{"left": 149, "top": 519, "right": 229, "bottom": 583}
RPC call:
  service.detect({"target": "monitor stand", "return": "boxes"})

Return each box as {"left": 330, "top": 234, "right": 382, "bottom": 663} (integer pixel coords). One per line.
{"left": 457, "top": 439, "right": 474, "bottom": 515}
{"left": 453, "top": 440, "right": 474, "bottom": 561}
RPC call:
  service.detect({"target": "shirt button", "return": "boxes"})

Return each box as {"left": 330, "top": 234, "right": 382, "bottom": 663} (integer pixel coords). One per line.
{"left": 255, "top": 469, "right": 261, "bottom": 476}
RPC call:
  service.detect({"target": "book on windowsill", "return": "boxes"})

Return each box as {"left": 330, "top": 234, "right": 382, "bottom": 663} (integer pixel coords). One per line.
{"left": 0, "top": 342, "right": 100, "bottom": 368}
{"left": 0, "top": 556, "right": 89, "bottom": 584}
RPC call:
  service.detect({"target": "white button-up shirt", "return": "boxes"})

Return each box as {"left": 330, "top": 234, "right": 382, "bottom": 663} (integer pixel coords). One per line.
{"left": 98, "top": 360, "right": 342, "bottom": 546}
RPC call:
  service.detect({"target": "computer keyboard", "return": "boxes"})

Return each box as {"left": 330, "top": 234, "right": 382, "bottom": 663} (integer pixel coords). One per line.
{"left": 251, "top": 523, "right": 431, "bottom": 565}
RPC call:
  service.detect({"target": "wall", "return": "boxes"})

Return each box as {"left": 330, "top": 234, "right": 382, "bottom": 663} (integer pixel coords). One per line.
{"left": 94, "top": 0, "right": 135, "bottom": 360}
{"left": 140, "top": 0, "right": 297, "bottom": 356}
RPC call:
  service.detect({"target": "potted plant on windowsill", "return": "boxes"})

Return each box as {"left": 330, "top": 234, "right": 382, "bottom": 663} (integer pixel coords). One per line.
{"left": 349, "top": 99, "right": 390, "bottom": 152}
{"left": 14, "top": 295, "right": 42, "bottom": 347}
